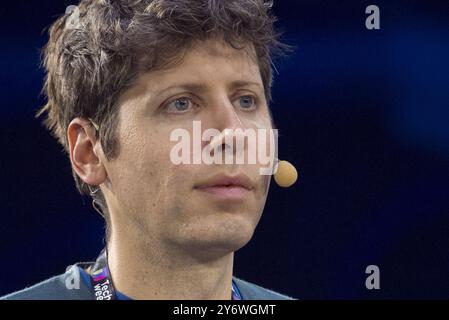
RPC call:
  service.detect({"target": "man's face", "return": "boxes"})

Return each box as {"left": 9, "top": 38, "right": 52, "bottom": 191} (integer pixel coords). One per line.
{"left": 102, "top": 39, "right": 273, "bottom": 256}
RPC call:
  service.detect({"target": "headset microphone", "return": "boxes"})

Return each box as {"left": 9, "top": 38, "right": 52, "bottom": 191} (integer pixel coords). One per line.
{"left": 273, "top": 159, "right": 298, "bottom": 188}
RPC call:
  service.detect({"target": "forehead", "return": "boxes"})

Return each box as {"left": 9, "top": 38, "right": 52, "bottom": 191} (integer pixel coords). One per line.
{"left": 137, "top": 39, "right": 261, "bottom": 91}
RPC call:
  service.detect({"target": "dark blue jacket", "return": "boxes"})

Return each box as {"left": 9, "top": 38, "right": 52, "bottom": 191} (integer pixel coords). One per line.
{"left": 1, "top": 264, "right": 294, "bottom": 300}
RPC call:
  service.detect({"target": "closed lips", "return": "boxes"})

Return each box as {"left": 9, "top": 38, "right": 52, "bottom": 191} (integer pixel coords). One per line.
{"left": 194, "top": 174, "right": 254, "bottom": 190}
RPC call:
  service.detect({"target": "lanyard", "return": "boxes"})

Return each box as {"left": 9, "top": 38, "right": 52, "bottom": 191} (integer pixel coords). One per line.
{"left": 89, "top": 249, "right": 242, "bottom": 300}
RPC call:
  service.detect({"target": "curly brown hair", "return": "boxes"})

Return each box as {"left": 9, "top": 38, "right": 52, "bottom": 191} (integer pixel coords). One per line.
{"left": 36, "top": 0, "right": 289, "bottom": 235}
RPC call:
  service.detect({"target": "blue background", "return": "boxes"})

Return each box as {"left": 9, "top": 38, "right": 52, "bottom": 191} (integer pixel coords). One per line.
{"left": 0, "top": 0, "right": 448, "bottom": 299}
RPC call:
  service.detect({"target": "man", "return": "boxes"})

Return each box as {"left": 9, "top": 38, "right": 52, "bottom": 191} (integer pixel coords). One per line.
{"left": 1, "top": 0, "right": 294, "bottom": 300}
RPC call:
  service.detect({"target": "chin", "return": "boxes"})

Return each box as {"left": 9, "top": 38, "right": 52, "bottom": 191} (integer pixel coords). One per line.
{"left": 176, "top": 214, "right": 257, "bottom": 254}
{"left": 207, "top": 227, "right": 254, "bottom": 252}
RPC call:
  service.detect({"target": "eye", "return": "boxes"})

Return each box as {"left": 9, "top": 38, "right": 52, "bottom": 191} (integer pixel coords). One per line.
{"left": 235, "top": 95, "right": 257, "bottom": 111}
{"left": 164, "top": 97, "right": 194, "bottom": 113}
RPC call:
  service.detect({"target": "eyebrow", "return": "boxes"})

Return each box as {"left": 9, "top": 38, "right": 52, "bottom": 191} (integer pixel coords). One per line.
{"left": 156, "top": 80, "right": 264, "bottom": 96}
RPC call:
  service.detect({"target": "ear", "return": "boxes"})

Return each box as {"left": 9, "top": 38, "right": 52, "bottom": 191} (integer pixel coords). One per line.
{"left": 67, "top": 117, "right": 107, "bottom": 186}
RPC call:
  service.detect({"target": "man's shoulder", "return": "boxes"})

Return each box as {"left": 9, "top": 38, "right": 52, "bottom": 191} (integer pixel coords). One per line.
{"left": 0, "top": 265, "right": 92, "bottom": 300}
{"left": 232, "top": 277, "right": 295, "bottom": 300}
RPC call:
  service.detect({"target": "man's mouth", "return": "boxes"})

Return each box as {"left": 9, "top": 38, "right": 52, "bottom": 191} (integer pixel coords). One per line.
{"left": 194, "top": 173, "right": 254, "bottom": 200}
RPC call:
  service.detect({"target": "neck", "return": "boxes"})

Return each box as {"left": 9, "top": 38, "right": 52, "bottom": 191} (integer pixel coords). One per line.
{"left": 106, "top": 231, "right": 235, "bottom": 300}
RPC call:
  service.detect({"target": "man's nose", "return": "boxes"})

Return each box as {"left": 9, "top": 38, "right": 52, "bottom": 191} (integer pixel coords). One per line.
{"left": 207, "top": 98, "right": 247, "bottom": 156}
{"left": 214, "top": 98, "right": 245, "bottom": 131}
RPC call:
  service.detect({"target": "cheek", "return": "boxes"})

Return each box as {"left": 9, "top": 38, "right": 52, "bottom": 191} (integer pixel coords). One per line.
{"left": 119, "top": 126, "right": 195, "bottom": 208}
{"left": 243, "top": 115, "right": 275, "bottom": 172}
{"left": 108, "top": 119, "right": 168, "bottom": 204}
